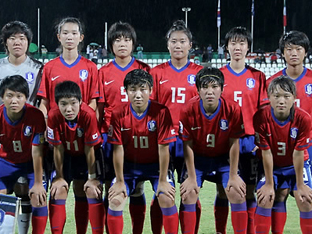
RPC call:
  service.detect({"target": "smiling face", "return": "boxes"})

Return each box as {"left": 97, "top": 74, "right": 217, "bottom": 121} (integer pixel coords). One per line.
{"left": 227, "top": 37, "right": 249, "bottom": 61}
{"left": 57, "top": 22, "right": 84, "bottom": 51}
{"left": 283, "top": 43, "right": 306, "bottom": 67}
{"left": 6, "top": 33, "right": 28, "bottom": 59}
{"left": 58, "top": 97, "right": 81, "bottom": 121}
{"left": 112, "top": 36, "right": 133, "bottom": 59}
{"left": 167, "top": 31, "right": 192, "bottom": 61}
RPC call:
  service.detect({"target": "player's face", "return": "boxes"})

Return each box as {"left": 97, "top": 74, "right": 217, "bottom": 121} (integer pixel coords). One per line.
{"left": 269, "top": 86, "right": 295, "bottom": 121}
{"left": 58, "top": 97, "right": 81, "bottom": 121}
{"left": 6, "top": 33, "right": 28, "bottom": 58}
{"left": 167, "top": 31, "right": 192, "bottom": 60}
{"left": 227, "top": 38, "right": 249, "bottom": 61}
{"left": 113, "top": 36, "right": 133, "bottom": 59}
{"left": 2, "top": 89, "right": 27, "bottom": 115}
{"left": 283, "top": 43, "right": 306, "bottom": 66}
{"left": 198, "top": 81, "right": 222, "bottom": 112}
{"left": 127, "top": 83, "right": 151, "bottom": 112}
{"left": 57, "top": 23, "right": 84, "bottom": 51}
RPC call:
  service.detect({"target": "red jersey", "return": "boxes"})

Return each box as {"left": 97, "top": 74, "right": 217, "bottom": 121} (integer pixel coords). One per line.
{"left": 150, "top": 61, "right": 203, "bottom": 133}
{"left": 37, "top": 55, "right": 99, "bottom": 110}
{"left": 180, "top": 96, "right": 244, "bottom": 157}
{"left": 253, "top": 105, "right": 310, "bottom": 167}
{"left": 47, "top": 102, "right": 101, "bottom": 156}
{"left": 98, "top": 57, "right": 150, "bottom": 133}
{"left": 220, "top": 64, "right": 268, "bottom": 135}
{"left": 0, "top": 104, "right": 45, "bottom": 164}
{"left": 107, "top": 100, "right": 176, "bottom": 164}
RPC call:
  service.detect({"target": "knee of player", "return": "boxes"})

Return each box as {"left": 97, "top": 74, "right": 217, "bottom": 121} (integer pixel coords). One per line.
{"left": 226, "top": 190, "right": 246, "bottom": 204}
{"left": 180, "top": 189, "right": 199, "bottom": 204}
{"left": 50, "top": 186, "right": 68, "bottom": 200}
{"left": 158, "top": 193, "right": 175, "bottom": 208}
{"left": 109, "top": 195, "right": 127, "bottom": 211}
{"left": 85, "top": 185, "right": 103, "bottom": 198}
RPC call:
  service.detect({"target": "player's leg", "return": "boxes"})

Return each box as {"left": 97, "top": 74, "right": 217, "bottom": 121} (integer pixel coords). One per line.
{"left": 214, "top": 184, "right": 229, "bottom": 234}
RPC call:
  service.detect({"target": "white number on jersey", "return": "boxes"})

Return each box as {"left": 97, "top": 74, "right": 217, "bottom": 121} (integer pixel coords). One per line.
{"left": 294, "top": 99, "right": 300, "bottom": 108}
{"left": 13, "top": 140, "right": 23, "bottom": 153}
{"left": 121, "top": 87, "right": 128, "bottom": 102}
{"left": 66, "top": 140, "right": 79, "bottom": 151}
{"left": 206, "top": 134, "right": 215, "bottom": 147}
{"left": 171, "top": 87, "right": 186, "bottom": 103}
{"left": 277, "top": 142, "right": 286, "bottom": 156}
{"left": 133, "top": 136, "right": 149, "bottom": 148}
{"left": 234, "top": 91, "right": 243, "bottom": 107}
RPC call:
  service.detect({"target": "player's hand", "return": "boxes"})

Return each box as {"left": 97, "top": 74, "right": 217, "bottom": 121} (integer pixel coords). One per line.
{"left": 256, "top": 183, "right": 275, "bottom": 206}
{"left": 84, "top": 179, "right": 103, "bottom": 200}
{"left": 50, "top": 177, "right": 68, "bottom": 199}
{"left": 108, "top": 181, "right": 127, "bottom": 200}
{"left": 156, "top": 181, "right": 175, "bottom": 201}
{"left": 29, "top": 183, "right": 47, "bottom": 206}
{"left": 226, "top": 174, "right": 246, "bottom": 198}
{"left": 180, "top": 177, "right": 200, "bottom": 201}
{"left": 296, "top": 184, "right": 312, "bottom": 204}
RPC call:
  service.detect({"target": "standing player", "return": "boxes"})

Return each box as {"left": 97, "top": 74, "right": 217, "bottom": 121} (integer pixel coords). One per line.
{"left": 253, "top": 76, "right": 312, "bottom": 234}
{"left": 179, "top": 67, "right": 247, "bottom": 234}
{"left": 98, "top": 21, "right": 150, "bottom": 234}
{"left": 218, "top": 26, "right": 268, "bottom": 234}
{"left": 47, "top": 81, "right": 104, "bottom": 234}
{"left": 150, "top": 20, "right": 203, "bottom": 233}
{"left": 266, "top": 30, "right": 312, "bottom": 233}
{"left": 0, "top": 75, "right": 47, "bottom": 234}
{"left": 107, "top": 69, "right": 178, "bottom": 234}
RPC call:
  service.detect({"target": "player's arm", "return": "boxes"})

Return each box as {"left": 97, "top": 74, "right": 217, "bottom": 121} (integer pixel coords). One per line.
{"left": 180, "top": 140, "right": 199, "bottom": 201}
{"left": 88, "top": 98, "right": 97, "bottom": 111}
{"left": 39, "top": 98, "right": 49, "bottom": 119}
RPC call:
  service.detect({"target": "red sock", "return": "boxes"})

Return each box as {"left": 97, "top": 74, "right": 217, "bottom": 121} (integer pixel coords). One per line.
{"left": 254, "top": 207, "right": 271, "bottom": 234}
{"left": 107, "top": 208, "right": 123, "bottom": 234}
{"left": 300, "top": 211, "right": 312, "bottom": 234}
{"left": 88, "top": 198, "right": 104, "bottom": 234}
{"left": 129, "top": 195, "right": 146, "bottom": 234}
{"left": 104, "top": 196, "right": 110, "bottom": 234}
{"left": 75, "top": 198, "right": 89, "bottom": 234}
{"left": 49, "top": 199, "right": 66, "bottom": 234}
{"left": 195, "top": 199, "right": 201, "bottom": 234}
{"left": 231, "top": 202, "right": 248, "bottom": 234}
{"left": 271, "top": 202, "right": 286, "bottom": 234}
{"left": 246, "top": 199, "right": 256, "bottom": 234}
{"left": 214, "top": 197, "right": 229, "bottom": 234}
{"left": 161, "top": 206, "right": 179, "bottom": 234}
{"left": 150, "top": 196, "right": 163, "bottom": 234}
{"left": 179, "top": 203, "right": 196, "bottom": 233}
{"left": 32, "top": 206, "right": 48, "bottom": 234}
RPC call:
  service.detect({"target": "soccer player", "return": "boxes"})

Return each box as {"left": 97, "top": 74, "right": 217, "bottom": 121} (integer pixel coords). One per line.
{"left": 253, "top": 76, "right": 312, "bottom": 234}
{"left": 218, "top": 26, "right": 268, "bottom": 234}
{"left": 150, "top": 20, "right": 203, "bottom": 233}
{"left": 107, "top": 69, "right": 178, "bottom": 234}
{"left": 47, "top": 81, "right": 104, "bottom": 234}
{"left": 266, "top": 31, "right": 312, "bottom": 232}
{"left": 98, "top": 21, "right": 150, "bottom": 234}
{"left": 0, "top": 75, "right": 47, "bottom": 234}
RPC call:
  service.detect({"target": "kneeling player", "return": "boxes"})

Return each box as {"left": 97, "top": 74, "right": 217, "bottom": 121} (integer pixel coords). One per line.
{"left": 253, "top": 76, "right": 312, "bottom": 234}
{"left": 107, "top": 69, "right": 179, "bottom": 234}
{"left": 47, "top": 81, "right": 104, "bottom": 234}
{"left": 179, "top": 67, "right": 247, "bottom": 233}
{"left": 0, "top": 75, "right": 47, "bottom": 234}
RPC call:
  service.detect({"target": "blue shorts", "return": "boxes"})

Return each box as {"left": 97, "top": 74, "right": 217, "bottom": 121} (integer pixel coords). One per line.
{"left": 0, "top": 158, "right": 35, "bottom": 193}
{"left": 102, "top": 133, "right": 115, "bottom": 181}
{"left": 181, "top": 155, "right": 231, "bottom": 188}
{"left": 169, "top": 137, "right": 184, "bottom": 182}
{"left": 257, "top": 160, "right": 312, "bottom": 191}
{"left": 112, "top": 161, "right": 175, "bottom": 196}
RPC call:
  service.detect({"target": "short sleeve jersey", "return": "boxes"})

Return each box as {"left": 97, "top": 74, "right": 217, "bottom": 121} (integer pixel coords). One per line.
{"left": 108, "top": 100, "right": 176, "bottom": 164}
{"left": 37, "top": 55, "right": 99, "bottom": 110}
{"left": 253, "top": 105, "right": 311, "bottom": 167}
{"left": 0, "top": 104, "right": 45, "bottom": 163}
{"left": 220, "top": 64, "right": 268, "bottom": 135}
{"left": 98, "top": 57, "right": 150, "bottom": 133}
{"left": 47, "top": 102, "right": 101, "bottom": 156}
{"left": 180, "top": 96, "right": 244, "bottom": 157}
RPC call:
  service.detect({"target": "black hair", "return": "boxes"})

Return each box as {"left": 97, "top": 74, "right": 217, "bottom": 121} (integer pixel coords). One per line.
{"left": 225, "top": 26, "right": 252, "bottom": 52}
{"left": 1, "top": 21, "right": 33, "bottom": 54}
{"left": 0, "top": 75, "right": 29, "bottom": 98}
{"left": 279, "top": 30, "right": 310, "bottom": 54}
{"left": 108, "top": 22, "right": 137, "bottom": 55}
{"left": 195, "top": 67, "right": 224, "bottom": 91}
{"left": 166, "top": 20, "right": 192, "bottom": 43}
{"left": 124, "top": 69, "right": 153, "bottom": 90}
{"left": 55, "top": 81, "right": 82, "bottom": 104}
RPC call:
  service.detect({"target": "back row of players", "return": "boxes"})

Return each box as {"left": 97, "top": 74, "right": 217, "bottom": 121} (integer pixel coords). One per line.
{"left": 0, "top": 17, "right": 311, "bottom": 234}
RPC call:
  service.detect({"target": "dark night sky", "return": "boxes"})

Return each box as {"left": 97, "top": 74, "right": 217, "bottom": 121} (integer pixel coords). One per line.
{"left": 1, "top": 0, "right": 311, "bottom": 53}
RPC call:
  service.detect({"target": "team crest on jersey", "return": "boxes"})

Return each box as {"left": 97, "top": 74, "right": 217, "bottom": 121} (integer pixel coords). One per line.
{"left": 77, "top": 128, "right": 84, "bottom": 137}
{"left": 220, "top": 119, "right": 228, "bottom": 131}
{"left": 179, "top": 121, "right": 183, "bottom": 134}
{"left": 25, "top": 72, "right": 35, "bottom": 83}
{"left": 147, "top": 120, "right": 157, "bottom": 132}
{"left": 79, "top": 70, "right": 88, "bottom": 81}
{"left": 23, "top": 126, "right": 32, "bottom": 137}
{"left": 0, "top": 208, "right": 4, "bottom": 225}
{"left": 246, "top": 78, "right": 255, "bottom": 89}
{"left": 305, "top": 84, "right": 312, "bottom": 95}
{"left": 290, "top": 128, "right": 298, "bottom": 139}
{"left": 187, "top": 74, "right": 196, "bottom": 86}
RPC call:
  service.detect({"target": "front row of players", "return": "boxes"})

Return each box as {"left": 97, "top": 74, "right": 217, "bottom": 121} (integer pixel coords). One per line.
{"left": 1, "top": 68, "right": 312, "bottom": 233}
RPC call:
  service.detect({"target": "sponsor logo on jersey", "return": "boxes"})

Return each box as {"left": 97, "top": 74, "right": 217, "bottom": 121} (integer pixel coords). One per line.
{"left": 187, "top": 74, "right": 196, "bottom": 86}
{"left": 290, "top": 128, "right": 298, "bottom": 139}
{"left": 25, "top": 72, "right": 34, "bottom": 83}
{"left": 23, "top": 126, "right": 32, "bottom": 137}
{"left": 219, "top": 119, "right": 228, "bottom": 131}
{"left": 104, "top": 80, "right": 114, "bottom": 85}
{"left": 51, "top": 75, "right": 60, "bottom": 81}
{"left": 246, "top": 78, "right": 255, "bottom": 89}
{"left": 47, "top": 127, "right": 54, "bottom": 139}
{"left": 305, "top": 84, "right": 312, "bottom": 95}
{"left": 92, "top": 133, "right": 98, "bottom": 140}
{"left": 77, "top": 128, "right": 84, "bottom": 137}
{"left": 79, "top": 70, "right": 88, "bottom": 81}
{"left": 160, "top": 80, "right": 168, "bottom": 85}
{"left": 147, "top": 120, "right": 157, "bottom": 132}
{"left": 121, "top": 127, "right": 131, "bottom": 131}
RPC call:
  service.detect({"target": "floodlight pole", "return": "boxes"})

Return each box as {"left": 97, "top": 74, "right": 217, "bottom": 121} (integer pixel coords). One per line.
{"left": 182, "top": 7, "right": 191, "bottom": 28}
